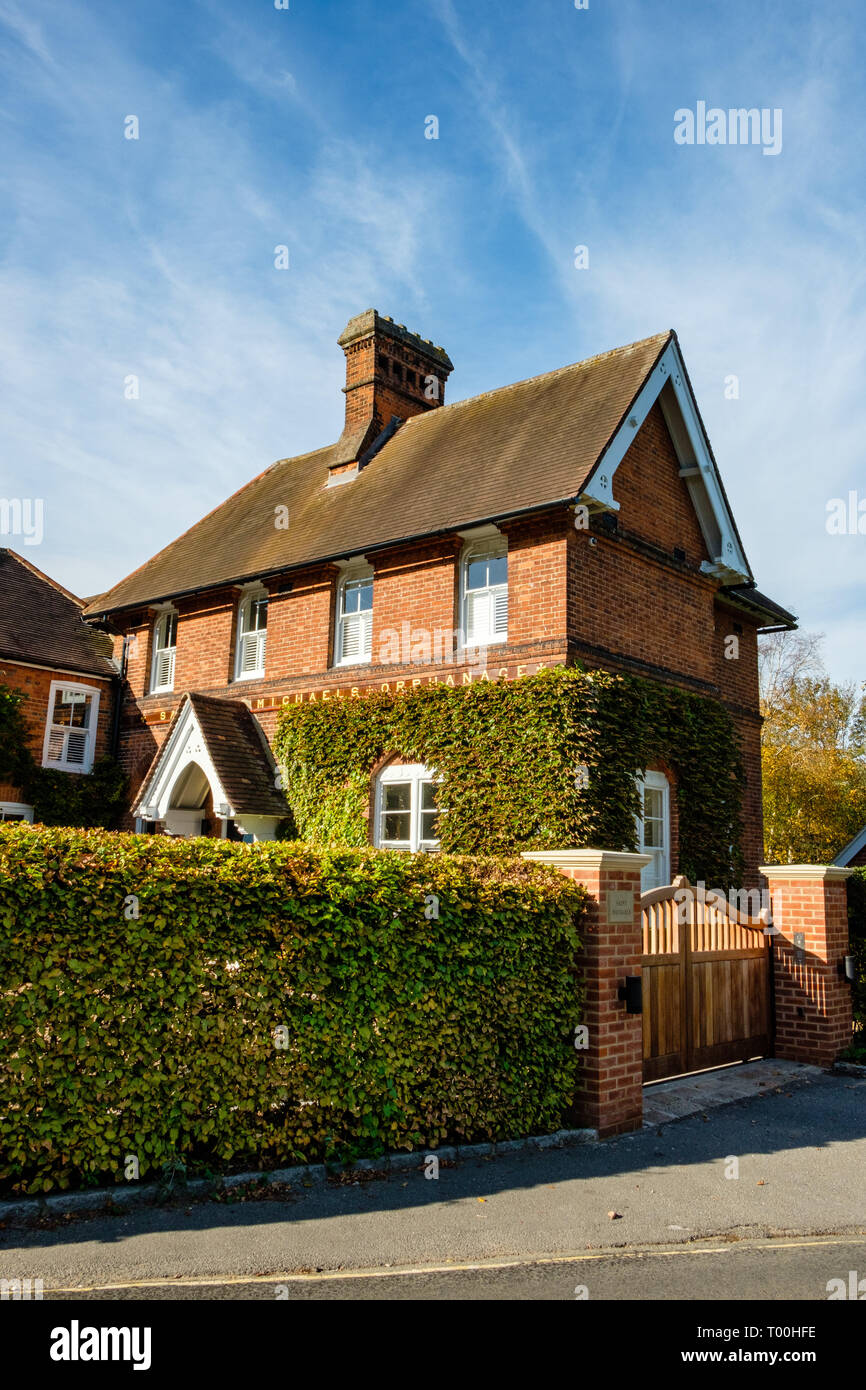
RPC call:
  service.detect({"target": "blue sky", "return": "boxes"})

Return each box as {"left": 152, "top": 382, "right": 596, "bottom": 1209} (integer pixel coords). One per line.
{"left": 1, "top": 0, "right": 865, "bottom": 683}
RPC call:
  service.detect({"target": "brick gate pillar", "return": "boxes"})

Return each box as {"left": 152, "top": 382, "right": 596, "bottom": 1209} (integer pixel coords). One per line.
{"left": 522, "top": 849, "right": 651, "bottom": 1138}
{"left": 759, "top": 865, "right": 854, "bottom": 1068}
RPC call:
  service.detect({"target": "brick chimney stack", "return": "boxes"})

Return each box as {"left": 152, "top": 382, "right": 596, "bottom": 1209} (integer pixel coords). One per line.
{"left": 329, "top": 310, "right": 453, "bottom": 479}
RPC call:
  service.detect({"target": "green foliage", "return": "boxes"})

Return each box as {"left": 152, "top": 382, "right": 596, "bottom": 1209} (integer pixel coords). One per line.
{"left": 23, "top": 757, "right": 129, "bottom": 829}
{"left": 0, "top": 826, "right": 587, "bottom": 1195}
{"left": 846, "top": 869, "right": 866, "bottom": 1034}
{"left": 0, "top": 680, "right": 127, "bottom": 828}
{"left": 760, "top": 638, "right": 866, "bottom": 863}
{"left": 273, "top": 667, "right": 745, "bottom": 887}
{"left": 0, "top": 683, "right": 33, "bottom": 785}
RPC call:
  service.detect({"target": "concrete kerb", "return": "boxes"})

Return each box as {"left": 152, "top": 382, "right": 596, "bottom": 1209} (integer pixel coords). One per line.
{"left": 0, "top": 1128, "right": 598, "bottom": 1227}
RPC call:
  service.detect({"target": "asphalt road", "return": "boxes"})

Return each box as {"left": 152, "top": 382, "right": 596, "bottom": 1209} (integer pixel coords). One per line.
{"left": 2, "top": 1072, "right": 864, "bottom": 1298}
{"left": 38, "top": 1236, "right": 866, "bottom": 1300}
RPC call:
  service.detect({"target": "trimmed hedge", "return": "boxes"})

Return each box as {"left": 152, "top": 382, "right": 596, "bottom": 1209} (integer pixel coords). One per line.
{"left": 0, "top": 826, "right": 587, "bottom": 1195}
{"left": 274, "top": 666, "right": 746, "bottom": 887}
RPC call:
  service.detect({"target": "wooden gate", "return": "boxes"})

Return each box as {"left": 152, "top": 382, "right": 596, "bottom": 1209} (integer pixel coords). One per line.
{"left": 641, "top": 875, "right": 772, "bottom": 1083}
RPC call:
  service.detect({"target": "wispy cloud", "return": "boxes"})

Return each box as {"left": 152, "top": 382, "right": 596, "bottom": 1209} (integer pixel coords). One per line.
{"left": 0, "top": 0, "right": 461, "bottom": 595}
{"left": 0, "top": 1, "right": 54, "bottom": 68}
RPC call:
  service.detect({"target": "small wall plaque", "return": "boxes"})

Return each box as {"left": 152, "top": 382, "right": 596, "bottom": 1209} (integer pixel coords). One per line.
{"left": 608, "top": 891, "right": 634, "bottom": 924}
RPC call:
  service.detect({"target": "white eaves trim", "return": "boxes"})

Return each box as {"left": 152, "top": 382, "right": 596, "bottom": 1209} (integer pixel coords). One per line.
{"left": 577, "top": 338, "right": 751, "bottom": 585}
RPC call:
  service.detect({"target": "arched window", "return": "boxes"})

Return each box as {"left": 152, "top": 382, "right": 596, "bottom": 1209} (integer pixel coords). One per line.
{"left": 336, "top": 567, "right": 373, "bottom": 665}
{"left": 235, "top": 588, "right": 268, "bottom": 679}
{"left": 637, "top": 770, "right": 671, "bottom": 891}
{"left": 374, "top": 762, "right": 439, "bottom": 852}
{"left": 150, "top": 609, "right": 178, "bottom": 693}
{"left": 462, "top": 538, "right": 508, "bottom": 646}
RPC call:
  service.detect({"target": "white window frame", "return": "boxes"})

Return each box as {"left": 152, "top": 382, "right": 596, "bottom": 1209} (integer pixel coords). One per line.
{"left": 0, "top": 802, "right": 34, "bottom": 822}
{"left": 234, "top": 586, "right": 268, "bottom": 681}
{"left": 150, "top": 607, "right": 178, "bottom": 693}
{"left": 336, "top": 565, "right": 373, "bottom": 666}
{"left": 636, "top": 769, "right": 671, "bottom": 892}
{"left": 374, "top": 762, "right": 439, "bottom": 852}
{"left": 461, "top": 537, "right": 508, "bottom": 647}
{"left": 41, "top": 681, "right": 100, "bottom": 775}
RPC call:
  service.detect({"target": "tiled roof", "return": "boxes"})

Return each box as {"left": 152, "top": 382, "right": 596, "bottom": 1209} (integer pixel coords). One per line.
{"left": 86, "top": 331, "right": 672, "bottom": 614}
{"left": 0, "top": 549, "right": 116, "bottom": 678}
{"left": 187, "top": 693, "right": 288, "bottom": 817}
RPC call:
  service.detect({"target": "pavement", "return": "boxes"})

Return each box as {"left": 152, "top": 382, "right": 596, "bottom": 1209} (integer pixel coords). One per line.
{"left": 1, "top": 1066, "right": 863, "bottom": 1298}
{"left": 642, "top": 1058, "right": 822, "bottom": 1126}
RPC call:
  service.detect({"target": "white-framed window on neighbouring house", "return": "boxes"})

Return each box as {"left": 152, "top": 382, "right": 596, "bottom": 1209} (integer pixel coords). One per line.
{"left": 235, "top": 588, "right": 268, "bottom": 679}
{"left": 0, "top": 802, "right": 34, "bottom": 822}
{"left": 462, "top": 538, "right": 508, "bottom": 646}
{"left": 374, "top": 762, "right": 439, "bottom": 852}
{"left": 336, "top": 568, "right": 373, "bottom": 665}
{"left": 150, "top": 609, "right": 177, "bottom": 692}
{"left": 42, "top": 682, "right": 100, "bottom": 774}
{"left": 637, "top": 769, "right": 671, "bottom": 892}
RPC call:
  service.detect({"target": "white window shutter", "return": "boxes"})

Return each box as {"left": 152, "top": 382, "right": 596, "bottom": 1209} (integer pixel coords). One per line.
{"left": 493, "top": 585, "right": 508, "bottom": 638}
{"left": 360, "top": 610, "right": 372, "bottom": 660}
{"left": 240, "top": 629, "right": 264, "bottom": 675}
{"left": 64, "top": 730, "right": 88, "bottom": 765}
{"left": 155, "top": 647, "right": 175, "bottom": 689}
{"left": 341, "top": 611, "right": 361, "bottom": 661}
{"left": 47, "top": 729, "right": 65, "bottom": 762}
{"left": 466, "top": 589, "right": 491, "bottom": 644}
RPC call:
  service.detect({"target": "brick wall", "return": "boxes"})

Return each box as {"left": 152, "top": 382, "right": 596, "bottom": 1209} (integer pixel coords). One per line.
{"left": 174, "top": 590, "right": 237, "bottom": 692}
{"left": 613, "top": 402, "right": 709, "bottom": 563}
{"left": 371, "top": 538, "right": 461, "bottom": 664}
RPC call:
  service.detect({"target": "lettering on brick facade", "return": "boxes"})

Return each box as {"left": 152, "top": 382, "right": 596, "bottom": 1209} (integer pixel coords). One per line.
{"left": 140, "top": 662, "right": 560, "bottom": 722}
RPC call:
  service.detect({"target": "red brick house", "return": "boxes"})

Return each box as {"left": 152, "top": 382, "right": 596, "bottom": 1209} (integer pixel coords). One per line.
{"left": 85, "top": 310, "right": 794, "bottom": 881}
{"left": 0, "top": 548, "right": 117, "bottom": 820}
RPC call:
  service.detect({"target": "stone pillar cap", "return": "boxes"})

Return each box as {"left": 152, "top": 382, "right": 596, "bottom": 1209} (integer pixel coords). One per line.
{"left": 522, "top": 849, "right": 652, "bottom": 871}
{"left": 759, "top": 864, "right": 853, "bottom": 880}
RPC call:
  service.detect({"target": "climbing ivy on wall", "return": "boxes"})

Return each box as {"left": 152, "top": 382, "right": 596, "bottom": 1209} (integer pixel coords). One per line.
{"left": 0, "top": 682, "right": 127, "bottom": 828}
{"left": 273, "top": 666, "right": 746, "bottom": 887}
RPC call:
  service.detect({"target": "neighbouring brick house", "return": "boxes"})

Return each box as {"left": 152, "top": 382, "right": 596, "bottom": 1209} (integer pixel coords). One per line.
{"left": 85, "top": 310, "right": 794, "bottom": 883}
{"left": 0, "top": 548, "right": 117, "bottom": 820}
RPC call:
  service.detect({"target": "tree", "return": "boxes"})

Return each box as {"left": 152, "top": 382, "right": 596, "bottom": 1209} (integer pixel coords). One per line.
{"left": 0, "top": 683, "right": 34, "bottom": 787}
{"left": 760, "top": 632, "right": 866, "bottom": 863}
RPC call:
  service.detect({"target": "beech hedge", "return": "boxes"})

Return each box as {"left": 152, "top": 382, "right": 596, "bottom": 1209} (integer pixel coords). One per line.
{"left": 0, "top": 826, "right": 587, "bottom": 1195}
